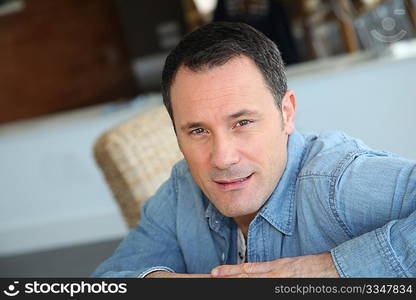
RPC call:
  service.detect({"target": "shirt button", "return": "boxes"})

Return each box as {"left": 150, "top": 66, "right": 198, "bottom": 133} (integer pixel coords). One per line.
{"left": 214, "top": 220, "right": 219, "bottom": 224}
{"left": 221, "top": 253, "right": 225, "bottom": 262}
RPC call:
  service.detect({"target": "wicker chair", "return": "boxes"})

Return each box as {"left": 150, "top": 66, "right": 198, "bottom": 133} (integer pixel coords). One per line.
{"left": 94, "top": 105, "right": 183, "bottom": 228}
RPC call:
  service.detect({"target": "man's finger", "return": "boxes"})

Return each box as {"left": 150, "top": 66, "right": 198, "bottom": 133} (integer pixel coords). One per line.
{"left": 211, "top": 264, "right": 240, "bottom": 277}
{"left": 211, "top": 261, "right": 272, "bottom": 277}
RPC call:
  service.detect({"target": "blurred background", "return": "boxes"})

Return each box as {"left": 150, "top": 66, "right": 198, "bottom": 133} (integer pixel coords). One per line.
{"left": 0, "top": 0, "right": 415, "bottom": 277}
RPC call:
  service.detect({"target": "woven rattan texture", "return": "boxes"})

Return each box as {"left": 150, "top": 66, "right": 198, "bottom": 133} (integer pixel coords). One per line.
{"left": 94, "top": 105, "right": 183, "bottom": 228}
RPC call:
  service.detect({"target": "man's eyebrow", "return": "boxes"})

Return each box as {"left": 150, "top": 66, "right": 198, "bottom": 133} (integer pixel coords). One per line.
{"left": 227, "top": 109, "right": 261, "bottom": 120}
{"left": 180, "top": 109, "right": 261, "bottom": 132}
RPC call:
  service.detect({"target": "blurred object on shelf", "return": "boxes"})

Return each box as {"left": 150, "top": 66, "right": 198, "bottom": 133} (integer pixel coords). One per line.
{"left": 179, "top": 0, "right": 416, "bottom": 63}
{"left": 212, "top": 0, "right": 300, "bottom": 65}
{"left": 0, "top": 0, "right": 25, "bottom": 16}
{"left": 193, "top": 0, "right": 218, "bottom": 23}
{"left": 181, "top": 0, "right": 207, "bottom": 32}
{"left": 114, "top": 0, "right": 186, "bottom": 92}
{"left": 335, "top": 0, "right": 361, "bottom": 52}
{"left": 287, "top": 0, "right": 416, "bottom": 60}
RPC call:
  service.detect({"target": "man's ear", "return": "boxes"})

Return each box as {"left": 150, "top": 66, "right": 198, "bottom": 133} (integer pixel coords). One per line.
{"left": 281, "top": 90, "right": 296, "bottom": 135}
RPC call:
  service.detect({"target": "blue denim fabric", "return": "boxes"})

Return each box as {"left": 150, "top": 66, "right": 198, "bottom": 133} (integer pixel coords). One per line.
{"left": 92, "top": 131, "right": 416, "bottom": 277}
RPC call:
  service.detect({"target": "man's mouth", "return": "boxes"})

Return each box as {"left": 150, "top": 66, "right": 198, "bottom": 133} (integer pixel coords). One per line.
{"left": 213, "top": 173, "right": 254, "bottom": 190}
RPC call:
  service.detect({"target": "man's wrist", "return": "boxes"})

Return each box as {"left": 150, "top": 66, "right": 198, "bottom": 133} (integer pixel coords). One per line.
{"left": 144, "top": 271, "right": 172, "bottom": 278}
{"left": 146, "top": 271, "right": 212, "bottom": 278}
{"left": 139, "top": 266, "right": 175, "bottom": 278}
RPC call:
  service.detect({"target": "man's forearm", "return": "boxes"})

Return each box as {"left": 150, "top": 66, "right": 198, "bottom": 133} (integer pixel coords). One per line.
{"left": 331, "top": 215, "right": 416, "bottom": 277}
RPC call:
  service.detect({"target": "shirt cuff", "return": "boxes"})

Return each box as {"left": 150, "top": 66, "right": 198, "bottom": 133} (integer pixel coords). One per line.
{"left": 138, "top": 266, "right": 175, "bottom": 278}
{"left": 330, "top": 223, "right": 407, "bottom": 277}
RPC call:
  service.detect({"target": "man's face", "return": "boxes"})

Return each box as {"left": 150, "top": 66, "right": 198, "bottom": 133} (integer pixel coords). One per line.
{"left": 170, "top": 56, "right": 296, "bottom": 220}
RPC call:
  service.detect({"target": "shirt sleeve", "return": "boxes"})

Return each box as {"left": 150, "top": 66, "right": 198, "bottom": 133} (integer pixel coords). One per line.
{"left": 330, "top": 152, "right": 416, "bottom": 277}
{"left": 91, "top": 167, "right": 186, "bottom": 278}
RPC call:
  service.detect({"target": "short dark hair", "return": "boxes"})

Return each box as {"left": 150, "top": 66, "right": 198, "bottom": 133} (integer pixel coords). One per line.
{"left": 161, "top": 22, "right": 287, "bottom": 122}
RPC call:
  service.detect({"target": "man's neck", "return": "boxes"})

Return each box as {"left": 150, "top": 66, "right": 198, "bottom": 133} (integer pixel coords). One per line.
{"left": 233, "top": 213, "right": 257, "bottom": 240}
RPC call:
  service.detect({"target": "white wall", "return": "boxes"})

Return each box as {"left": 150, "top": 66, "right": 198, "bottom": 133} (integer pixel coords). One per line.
{"left": 0, "top": 50, "right": 415, "bottom": 257}
{"left": 0, "top": 95, "right": 162, "bottom": 256}
{"left": 290, "top": 52, "right": 416, "bottom": 161}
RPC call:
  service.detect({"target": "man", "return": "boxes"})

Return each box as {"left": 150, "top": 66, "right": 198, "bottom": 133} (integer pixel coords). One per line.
{"left": 92, "top": 22, "right": 416, "bottom": 278}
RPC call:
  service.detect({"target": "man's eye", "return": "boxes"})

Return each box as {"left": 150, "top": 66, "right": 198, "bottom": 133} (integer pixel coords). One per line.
{"left": 235, "top": 120, "right": 253, "bottom": 128}
{"left": 190, "top": 128, "right": 206, "bottom": 135}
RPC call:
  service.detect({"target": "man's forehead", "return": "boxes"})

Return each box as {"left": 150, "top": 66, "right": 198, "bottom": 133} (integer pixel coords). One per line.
{"left": 172, "top": 58, "right": 267, "bottom": 99}
{"left": 170, "top": 55, "right": 276, "bottom": 125}
{"left": 172, "top": 89, "right": 266, "bottom": 129}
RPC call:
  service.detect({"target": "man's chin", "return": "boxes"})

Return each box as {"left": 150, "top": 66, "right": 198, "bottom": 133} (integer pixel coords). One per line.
{"left": 212, "top": 199, "right": 258, "bottom": 218}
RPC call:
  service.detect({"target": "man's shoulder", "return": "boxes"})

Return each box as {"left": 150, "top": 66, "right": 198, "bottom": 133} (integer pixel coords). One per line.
{"left": 299, "top": 131, "right": 373, "bottom": 177}
{"left": 149, "top": 159, "right": 193, "bottom": 200}
{"left": 146, "top": 159, "right": 205, "bottom": 207}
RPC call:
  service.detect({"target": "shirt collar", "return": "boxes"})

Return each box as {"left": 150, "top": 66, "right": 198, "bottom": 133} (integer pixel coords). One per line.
{"left": 205, "top": 195, "right": 232, "bottom": 233}
{"left": 205, "top": 131, "right": 306, "bottom": 236}
{"left": 259, "top": 131, "right": 306, "bottom": 235}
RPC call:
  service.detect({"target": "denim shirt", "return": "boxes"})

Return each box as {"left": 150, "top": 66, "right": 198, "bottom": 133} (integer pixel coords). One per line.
{"left": 92, "top": 131, "right": 416, "bottom": 278}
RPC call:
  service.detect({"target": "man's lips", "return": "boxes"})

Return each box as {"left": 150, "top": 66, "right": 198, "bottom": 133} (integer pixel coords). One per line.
{"left": 214, "top": 174, "right": 252, "bottom": 184}
{"left": 212, "top": 173, "right": 254, "bottom": 190}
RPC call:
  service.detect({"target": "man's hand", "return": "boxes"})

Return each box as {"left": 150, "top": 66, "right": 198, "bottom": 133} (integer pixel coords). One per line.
{"left": 210, "top": 252, "right": 340, "bottom": 278}
{"left": 145, "top": 271, "right": 211, "bottom": 278}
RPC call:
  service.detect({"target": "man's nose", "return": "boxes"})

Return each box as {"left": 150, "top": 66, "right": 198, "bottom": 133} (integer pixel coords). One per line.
{"left": 210, "top": 134, "right": 240, "bottom": 170}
